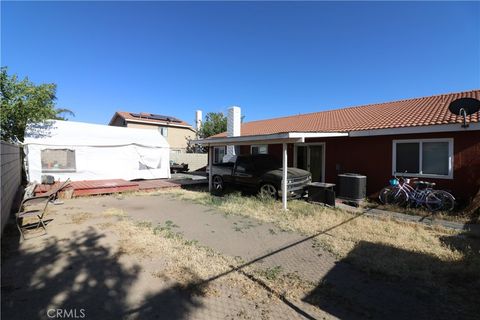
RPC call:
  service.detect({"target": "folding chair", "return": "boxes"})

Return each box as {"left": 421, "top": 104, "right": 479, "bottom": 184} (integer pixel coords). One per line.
{"left": 16, "top": 179, "right": 71, "bottom": 240}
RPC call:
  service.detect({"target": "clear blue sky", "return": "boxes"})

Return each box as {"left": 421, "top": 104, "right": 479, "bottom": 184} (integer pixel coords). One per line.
{"left": 2, "top": 1, "right": 479, "bottom": 126}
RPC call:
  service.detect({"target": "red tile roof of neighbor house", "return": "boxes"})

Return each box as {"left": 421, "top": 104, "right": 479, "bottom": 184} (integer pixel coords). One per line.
{"left": 211, "top": 89, "right": 480, "bottom": 138}
{"left": 111, "top": 111, "right": 194, "bottom": 129}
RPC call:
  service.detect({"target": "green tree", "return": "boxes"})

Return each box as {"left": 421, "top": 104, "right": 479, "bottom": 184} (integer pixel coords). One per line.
{"left": 198, "top": 112, "right": 227, "bottom": 138}
{"left": 0, "top": 67, "right": 74, "bottom": 142}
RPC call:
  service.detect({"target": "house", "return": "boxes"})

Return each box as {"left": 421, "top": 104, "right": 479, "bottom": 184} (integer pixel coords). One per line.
{"left": 109, "top": 111, "right": 196, "bottom": 153}
{"left": 24, "top": 120, "right": 171, "bottom": 182}
{"left": 195, "top": 90, "right": 480, "bottom": 205}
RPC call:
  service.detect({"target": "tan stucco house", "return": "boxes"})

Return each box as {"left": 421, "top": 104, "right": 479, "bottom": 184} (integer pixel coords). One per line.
{"left": 109, "top": 112, "right": 196, "bottom": 153}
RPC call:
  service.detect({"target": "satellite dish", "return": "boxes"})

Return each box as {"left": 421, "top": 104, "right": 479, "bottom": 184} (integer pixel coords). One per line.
{"left": 448, "top": 97, "right": 480, "bottom": 128}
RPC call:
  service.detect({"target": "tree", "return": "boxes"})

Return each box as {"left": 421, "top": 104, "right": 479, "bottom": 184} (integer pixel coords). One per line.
{"left": 198, "top": 112, "right": 227, "bottom": 138}
{"left": 0, "top": 67, "right": 74, "bottom": 142}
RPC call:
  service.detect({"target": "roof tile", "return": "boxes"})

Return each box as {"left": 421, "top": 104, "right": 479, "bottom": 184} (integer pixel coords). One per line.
{"left": 211, "top": 89, "right": 480, "bottom": 138}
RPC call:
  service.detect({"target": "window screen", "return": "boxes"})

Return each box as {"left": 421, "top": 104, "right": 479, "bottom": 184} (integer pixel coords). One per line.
{"left": 41, "top": 149, "right": 76, "bottom": 172}
{"left": 422, "top": 142, "right": 449, "bottom": 175}
{"left": 395, "top": 143, "right": 420, "bottom": 174}
{"left": 251, "top": 145, "right": 268, "bottom": 155}
{"left": 394, "top": 139, "right": 452, "bottom": 177}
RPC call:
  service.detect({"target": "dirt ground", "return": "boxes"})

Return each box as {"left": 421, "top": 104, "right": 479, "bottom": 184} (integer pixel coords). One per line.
{"left": 2, "top": 192, "right": 479, "bottom": 319}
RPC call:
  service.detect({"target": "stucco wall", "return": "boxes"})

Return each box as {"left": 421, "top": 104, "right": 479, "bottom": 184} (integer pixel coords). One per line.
{"left": 1, "top": 141, "right": 22, "bottom": 235}
{"left": 126, "top": 122, "right": 195, "bottom": 151}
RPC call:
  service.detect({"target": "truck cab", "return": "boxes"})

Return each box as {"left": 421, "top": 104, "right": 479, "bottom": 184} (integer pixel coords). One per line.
{"left": 209, "top": 154, "right": 311, "bottom": 198}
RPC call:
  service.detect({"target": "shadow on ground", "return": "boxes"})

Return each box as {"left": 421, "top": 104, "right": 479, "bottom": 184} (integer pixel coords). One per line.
{"left": 303, "top": 235, "right": 480, "bottom": 320}
{"left": 1, "top": 221, "right": 207, "bottom": 320}
{"left": 3, "top": 194, "right": 479, "bottom": 320}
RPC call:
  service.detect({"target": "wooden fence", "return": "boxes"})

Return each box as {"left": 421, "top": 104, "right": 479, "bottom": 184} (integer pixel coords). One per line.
{"left": 1, "top": 141, "right": 22, "bottom": 235}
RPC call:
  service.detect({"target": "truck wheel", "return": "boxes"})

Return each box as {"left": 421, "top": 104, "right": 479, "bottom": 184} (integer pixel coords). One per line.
{"left": 211, "top": 175, "right": 225, "bottom": 195}
{"left": 259, "top": 183, "right": 278, "bottom": 199}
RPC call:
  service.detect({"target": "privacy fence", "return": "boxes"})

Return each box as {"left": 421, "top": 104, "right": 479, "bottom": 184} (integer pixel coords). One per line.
{"left": 1, "top": 141, "right": 22, "bottom": 235}
{"left": 170, "top": 152, "right": 207, "bottom": 172}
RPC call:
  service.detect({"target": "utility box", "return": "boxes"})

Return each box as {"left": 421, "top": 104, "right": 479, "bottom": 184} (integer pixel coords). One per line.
{"left": 307, "top": 182, "right": 336, "bottom": 207}
{"left": 337, "top": 173, "right": 367, "bottom": 202}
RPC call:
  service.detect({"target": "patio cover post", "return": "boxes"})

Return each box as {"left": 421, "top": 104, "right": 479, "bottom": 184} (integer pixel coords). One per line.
{"left": 208, "top": 145, "right": 213, "bottom": 192}
{"left": 282, "top": 143, "right": 288, "bottom": 210}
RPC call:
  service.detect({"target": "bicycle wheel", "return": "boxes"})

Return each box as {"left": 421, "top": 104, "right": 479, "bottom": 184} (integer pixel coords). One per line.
{"left": 392, "top": 189, "right": 408, "bottom": 207}
{"left": 380, "top": 187, "right": 407, "bottom": 206}
{"left": 426, "top": 190, "right": 455, "bottom": 212}
{"left": 379, "top": 187, "right": 393, "bottom": 204}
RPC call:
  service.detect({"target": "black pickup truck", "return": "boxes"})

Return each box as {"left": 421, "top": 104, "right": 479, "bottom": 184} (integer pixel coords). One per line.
{"left": 208, "top": 154, "right": 311, "bottom": 198}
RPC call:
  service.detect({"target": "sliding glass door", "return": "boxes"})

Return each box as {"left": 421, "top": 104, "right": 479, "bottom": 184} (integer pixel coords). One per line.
{"left": 295, "top": 144, "right": 324, "bottom": 182}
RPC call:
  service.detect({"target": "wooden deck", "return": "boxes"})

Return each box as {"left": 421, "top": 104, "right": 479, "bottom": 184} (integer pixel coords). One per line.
{"left": 35, "top": 178, "right": 184, "bottom": 198}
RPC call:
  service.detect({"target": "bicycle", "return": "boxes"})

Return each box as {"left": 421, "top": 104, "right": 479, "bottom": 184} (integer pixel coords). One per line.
{"left": 379, "top": 174, "right": 455, "bottom": 212}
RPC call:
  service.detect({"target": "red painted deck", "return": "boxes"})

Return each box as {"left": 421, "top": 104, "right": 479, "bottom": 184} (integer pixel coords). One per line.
{"left": 136, "top": 179, "right": 180, "bottom": 190}
{"left": 35, "top": 178, "right": 181, "bottom": 198}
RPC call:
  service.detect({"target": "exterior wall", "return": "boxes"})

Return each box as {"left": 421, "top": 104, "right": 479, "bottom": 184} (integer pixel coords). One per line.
{"left": 125, "top": 122, "right": 195, "bottom": 151}
{"left": 170, "top": 152, "right": 208, "bottom": 171}
{"left": 264, "top": 144, "right": 294, "bottom": 167}
{"left": 1, "top": 142, "right": 22, "bottom": 235}
{"left": 236, "top": 131, "right": 480, "bottom": 202}
{"left": 306, "top": 131, "right": 480, "bottom": 202}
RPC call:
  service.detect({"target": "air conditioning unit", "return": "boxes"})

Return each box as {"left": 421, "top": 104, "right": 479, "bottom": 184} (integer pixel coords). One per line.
{"left": 337, "top": 173, "right": 366, "bottom": 202}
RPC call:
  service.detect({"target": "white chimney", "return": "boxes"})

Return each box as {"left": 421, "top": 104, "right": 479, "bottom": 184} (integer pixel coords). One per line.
{"left": 227, "top": 106, "right": 241, "bottom": 137}
{"left": 195, "top": 110, "right": 202, "bottom": 134}
{"left": 224, "top": 106, "right": 241, "bottom": 162}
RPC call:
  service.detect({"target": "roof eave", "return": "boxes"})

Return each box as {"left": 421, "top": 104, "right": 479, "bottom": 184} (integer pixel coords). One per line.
{"left": 124, "top": 118, "right": 196, "bottom": 131}
{"left": 108, "top": 112, "right": 123, "bottom": 126}
{"left": 191, "top": 122, "right": 480, "bottom": 146}
{"left": 191, "top": 132, "right": 348, "bottom": 146}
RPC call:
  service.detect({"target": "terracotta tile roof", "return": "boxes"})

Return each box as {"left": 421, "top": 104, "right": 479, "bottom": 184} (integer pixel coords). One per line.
{"left": 111, "top": 111, "right": 194, "bottom": 129}
{"left": 211, "top": 89, "right": 480, "bottom": 138}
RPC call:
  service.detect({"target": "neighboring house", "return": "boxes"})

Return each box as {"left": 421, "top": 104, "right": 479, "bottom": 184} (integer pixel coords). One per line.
{"left": 199, "top": 89, "right": 480, "bottom": 203}
{"left": 109, "top": 111, "right": 196, "bottom": 153}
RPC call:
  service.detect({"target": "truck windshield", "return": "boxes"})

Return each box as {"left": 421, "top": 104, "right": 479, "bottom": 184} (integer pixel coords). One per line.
{"left": 254, "top": 155, "right": 282, "bottom": 170}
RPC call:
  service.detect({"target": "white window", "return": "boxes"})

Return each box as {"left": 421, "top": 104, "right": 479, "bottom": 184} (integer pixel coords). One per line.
{"left": 41, "top": 149, "right": 76, "bottom": 172}
{"left": 251, "top": 144, "right": 268, "bottom": 155}
{"left": 392, "top": 138, "right": 453, "bottom": 179}
{"left": 159, "top": 126, "right": 168, "bottom": 137}
{"left": 213, "top": 146, "right": 226, "bottom": 164}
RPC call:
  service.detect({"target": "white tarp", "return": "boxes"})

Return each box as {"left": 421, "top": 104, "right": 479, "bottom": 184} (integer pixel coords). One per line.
{"left": 23, "top": 120, "right": 171, "bottom": 182}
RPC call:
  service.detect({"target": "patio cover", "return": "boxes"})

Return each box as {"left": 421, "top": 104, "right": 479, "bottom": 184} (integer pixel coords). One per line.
{"left": 191, "top": 132, "right": 347, "bottom": 210}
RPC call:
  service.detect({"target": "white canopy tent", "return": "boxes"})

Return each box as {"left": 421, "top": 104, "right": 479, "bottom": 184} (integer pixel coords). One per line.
{"left": 24, "top": 120, "right": 171, "bottom": 182}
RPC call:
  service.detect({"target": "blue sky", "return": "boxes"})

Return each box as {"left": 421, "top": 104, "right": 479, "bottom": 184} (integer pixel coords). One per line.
{"left": 2, "top": 1, "right": 479, "bottom": 126}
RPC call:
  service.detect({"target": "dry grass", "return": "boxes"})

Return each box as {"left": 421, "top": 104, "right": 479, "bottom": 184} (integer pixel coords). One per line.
{"left": 365, "top": 201, "right": 472, "bottom": 223}
{"left": 98, "top": 208, "right": 298, "bottom": 302}
{"left": 154, "top": 188, "right": 480, "bottom": 284}
{"left": 102, "top": 207, "right": 128, "bottom": 218}
{"left": 69, "top": 212, "right": 93, "bottom": 224}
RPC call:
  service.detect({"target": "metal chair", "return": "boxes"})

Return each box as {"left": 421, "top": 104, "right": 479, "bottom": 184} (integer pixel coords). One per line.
{"left": 16, "top": 179, "right": 71, "bottom": 240}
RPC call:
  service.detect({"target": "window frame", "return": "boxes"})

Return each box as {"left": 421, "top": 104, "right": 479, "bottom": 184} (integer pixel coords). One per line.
{"left": 392, "top": 138, "right": 454, "bottom": 179}
{"left": 41, "top": 148, "right": 77, "bottom": 173}
{"left": 213, "top": 146, "right": 226, "bottom": 164}
{"left": 159, "top": 126, "right": 168, "bottom": 137}
{"left": 250, "top": 144, "right": 268, "bottom": 155}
